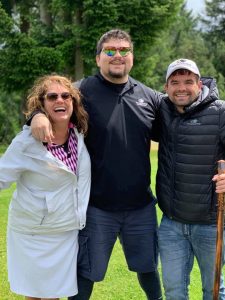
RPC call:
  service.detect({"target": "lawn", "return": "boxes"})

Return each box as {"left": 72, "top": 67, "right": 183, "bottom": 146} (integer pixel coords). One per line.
{"left": 0, "top": 144, "right": 219, "bottom": 299}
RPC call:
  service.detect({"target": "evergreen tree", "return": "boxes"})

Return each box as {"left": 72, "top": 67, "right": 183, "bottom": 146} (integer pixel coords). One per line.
{"left": 143, "top": 3, "right": 225, "bottom": 98}
{"left": 202, "top": 0, "right": 225, "bottom": 84}
{"left": 0, "top": 0, "right": 183, "bottom": 92}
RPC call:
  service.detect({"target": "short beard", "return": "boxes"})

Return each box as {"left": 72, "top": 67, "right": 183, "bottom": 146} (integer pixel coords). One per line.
{"left": 108, "top": 70, "right": 126, "bottom": 78}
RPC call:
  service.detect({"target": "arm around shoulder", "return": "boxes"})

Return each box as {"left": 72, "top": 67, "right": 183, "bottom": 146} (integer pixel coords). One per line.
{"left": 30, "top": 113, "right": 54, "bottom": 143}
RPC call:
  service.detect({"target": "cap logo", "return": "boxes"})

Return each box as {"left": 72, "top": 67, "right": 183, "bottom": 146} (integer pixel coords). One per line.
{"left": 166, "top": 58, "right": 200, "bottom": 81}
{"left": 172, "top": 59, "right": 194, "bottom": 68}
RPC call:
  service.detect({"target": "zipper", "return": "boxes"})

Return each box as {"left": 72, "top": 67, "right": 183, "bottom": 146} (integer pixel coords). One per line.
{"left": 170, "top": 115, "right": 181, "bottom": 217}
{"left": 118, "top": 82, "right": 136, "bottom": 103}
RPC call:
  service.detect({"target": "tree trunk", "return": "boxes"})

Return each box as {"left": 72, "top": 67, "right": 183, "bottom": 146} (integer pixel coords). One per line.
{"left": 74, "top": 8, "right": 84, "bottom": 80}
{"left": 39, "top": 0, "right": 52, "bottom": 27}
{"left": 75, "top": 45, "right": 84, "bottom": 80}
{"left": 19, "top": 1, "right": 30, "bottom": 34}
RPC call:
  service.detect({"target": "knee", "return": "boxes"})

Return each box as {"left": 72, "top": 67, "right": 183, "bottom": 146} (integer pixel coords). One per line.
{"left": 77, "top": 235, "right": 108, "bottom": 282}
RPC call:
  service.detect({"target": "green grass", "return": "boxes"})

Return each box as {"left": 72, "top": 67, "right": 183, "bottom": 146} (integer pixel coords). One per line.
{"left": 0, "top": 144, "right": 7, "bottom": 155}
{"left": 0, "top": 148, "right": 221, "bottom": 299}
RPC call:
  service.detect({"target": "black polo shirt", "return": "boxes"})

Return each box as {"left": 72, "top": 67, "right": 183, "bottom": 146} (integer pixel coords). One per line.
{"left": 80, "top": 73, "right": 161, "bottom": 211}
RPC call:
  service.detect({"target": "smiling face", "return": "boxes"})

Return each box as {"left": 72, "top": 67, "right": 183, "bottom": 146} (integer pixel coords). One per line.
{"left": 43, "top": 82, "right": 73, "bottom": 125}
{"left": 165, "top": 71, "right": 202, "bottom": 113}
{"left": 96, "top": 38, "right": 133, "bottom": 84}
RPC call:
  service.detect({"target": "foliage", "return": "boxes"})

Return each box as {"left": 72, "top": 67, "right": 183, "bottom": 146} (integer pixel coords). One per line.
{"left": 201, "top": 0, "right": 225, "bottom": 94}
{"left": 204, "top": 0, "right": 225, "bottom": 40}
{"left": 0, "top": 0, "right": 183, "bottom": 91}
{"left": 0, "top": 33, "right": 63, "bottom": 93}
{"left": 139, "top": 3, "right": 225, "bottom": 99}
{"left": 0, "top": 2, "right": 13, "bottom": 42}
{"left": 0, "top": 92, "right": 21, "bottom": 144}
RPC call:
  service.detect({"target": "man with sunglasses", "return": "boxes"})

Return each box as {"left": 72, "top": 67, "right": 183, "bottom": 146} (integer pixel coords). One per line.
{"left": 29, "top": 29, "right": 162, "bottom": 300}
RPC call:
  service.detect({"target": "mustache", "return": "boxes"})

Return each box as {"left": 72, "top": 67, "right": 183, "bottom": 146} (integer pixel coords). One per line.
{"left": 110, "top": 57, "right": 124, "bottom": 63}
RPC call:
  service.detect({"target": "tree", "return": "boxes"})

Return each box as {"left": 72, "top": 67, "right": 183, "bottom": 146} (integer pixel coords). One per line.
{"left": 0, "top": 0, "right": 184, "bottom": 91}
{"left": 202, "top": 0, "right": 225, "bottom": 86}
{"left": 0, "top": 0, "right": 183, "bottom": 143}
{"left": 140, "top": 3, "right": 225, "bottom": 99}
{"left": 0, "top": 92, "right": 21, "bottom": 144}
{"left": 204, "top": 0, "right": 225, "bottom": 40}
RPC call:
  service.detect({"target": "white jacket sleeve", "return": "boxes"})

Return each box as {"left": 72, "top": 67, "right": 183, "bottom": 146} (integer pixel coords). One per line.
{"left": 0, "top": 139, "right": 26, "bottom": 190}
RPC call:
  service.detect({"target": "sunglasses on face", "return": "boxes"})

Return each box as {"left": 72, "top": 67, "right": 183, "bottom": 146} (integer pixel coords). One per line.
{"left": 44, "top": 92, "right": 71, "bottom": 102}
{"left": 101, "top": 47, "right": 132, "bottom": 57}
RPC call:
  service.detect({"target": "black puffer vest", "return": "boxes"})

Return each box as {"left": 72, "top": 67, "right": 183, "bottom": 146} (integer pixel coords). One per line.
{"left": 156, "top": 77, "right": 225, "bottom": 224}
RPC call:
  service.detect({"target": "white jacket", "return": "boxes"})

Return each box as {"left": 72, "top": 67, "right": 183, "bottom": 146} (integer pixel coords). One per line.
{"left": 0, "top": 125, "right": 91, "bottom": 234}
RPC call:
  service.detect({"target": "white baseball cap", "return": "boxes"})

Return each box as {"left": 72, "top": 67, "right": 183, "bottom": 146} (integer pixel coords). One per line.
{"left": 166, "top": 58, "right": 201, "bottom": 81}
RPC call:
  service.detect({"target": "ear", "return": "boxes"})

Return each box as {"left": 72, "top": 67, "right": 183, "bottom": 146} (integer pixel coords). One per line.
{"left": 96, "top": 55, "right": 100, "bottom": 67}
{"left": 198, "top": 80, "right": 203, "bottom": 89}
{"left": 164, "top": 83, "right": 168, "bottom": 93}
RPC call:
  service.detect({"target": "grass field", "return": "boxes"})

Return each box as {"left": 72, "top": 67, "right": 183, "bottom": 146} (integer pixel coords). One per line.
{"left": 0, "top": 145, "right": 221, "bottom": 299}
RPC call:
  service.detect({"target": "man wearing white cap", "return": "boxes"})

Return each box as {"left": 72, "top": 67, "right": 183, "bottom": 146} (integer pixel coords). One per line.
{"left": 155, "top": 58, "right": 225, "bottom": 299}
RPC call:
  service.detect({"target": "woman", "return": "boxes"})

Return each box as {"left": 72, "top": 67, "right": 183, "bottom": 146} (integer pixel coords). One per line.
{"left": 0, "top": 75, "right": 91, "bottom": 300}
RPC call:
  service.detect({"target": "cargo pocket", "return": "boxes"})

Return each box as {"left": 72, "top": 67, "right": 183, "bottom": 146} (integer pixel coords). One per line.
{"left": 78, "top": 235, "right": 91, "bottom": 273}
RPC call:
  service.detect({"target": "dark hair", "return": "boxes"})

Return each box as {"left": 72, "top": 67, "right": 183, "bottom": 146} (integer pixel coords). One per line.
{"left": 169, "top": 69, "right": 200, "bottom": 82}
{"left": 96, "top": 29, "right": 133, "bottom": 55}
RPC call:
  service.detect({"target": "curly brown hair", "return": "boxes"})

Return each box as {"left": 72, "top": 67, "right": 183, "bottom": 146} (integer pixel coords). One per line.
{"left": 24, "top": 74, "right": 88, "bottom": 134}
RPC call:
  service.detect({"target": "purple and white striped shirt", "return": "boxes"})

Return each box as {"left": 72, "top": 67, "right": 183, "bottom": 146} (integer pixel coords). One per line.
{"left": 46, "top": 125, "right": 78, "bottom": 174}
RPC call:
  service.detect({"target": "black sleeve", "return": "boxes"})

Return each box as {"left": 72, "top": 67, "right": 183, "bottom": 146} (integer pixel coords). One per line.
{"left": 25, "top": 109, "right": 45, "bottom": 126}
{"left": 151, "top": 92, "right": 163, "bottom": 142}
{"left": 151, "top": 108, "right": 161, "bottom": 142}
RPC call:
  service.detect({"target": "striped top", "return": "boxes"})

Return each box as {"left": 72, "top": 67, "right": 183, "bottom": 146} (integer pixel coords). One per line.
{"left": 46, "top": 126, "right": 78, "bottom": 174}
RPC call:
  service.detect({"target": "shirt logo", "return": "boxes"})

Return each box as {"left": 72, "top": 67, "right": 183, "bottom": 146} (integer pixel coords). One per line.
{"left": 186, "top": 119, "right": 201, "bottom": 125}
{"left": 136, "top": 98, "right": 148, "bottom": 107}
